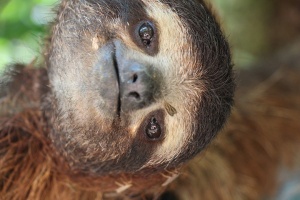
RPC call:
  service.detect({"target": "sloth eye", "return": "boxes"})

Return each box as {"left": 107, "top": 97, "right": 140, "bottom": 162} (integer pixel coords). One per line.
{"left": 145, "top": 117, "right": 162, "bottom": 140}
{"left": 132, "top": 21, "right": 158, "bottom": 55}
{"left": 138, "top": 22, "right": 154, "bottom": 46}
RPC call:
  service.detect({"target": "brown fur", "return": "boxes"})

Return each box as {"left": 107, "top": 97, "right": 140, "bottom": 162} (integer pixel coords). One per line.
{"left": 1, "top": 48, "right": 299, "bottom": 200}
{"left": 0, "top": 102, "right": 178, "bottom": 199}
{"left": 170, "top": 46, "right": 300, "bottom": 200}
{"left": 0, "top": 65, "right": 175, "bottom": 199}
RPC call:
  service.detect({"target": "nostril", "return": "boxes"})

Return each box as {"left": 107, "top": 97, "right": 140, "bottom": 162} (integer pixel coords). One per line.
{"left": 132, "top": 74, "right": 138, "bottom": 83}
{"left": 128, "top": 92, "right": 141, "bottom": 100}
{"left": 119, "top": 65, "right": 159, "bottom": 112}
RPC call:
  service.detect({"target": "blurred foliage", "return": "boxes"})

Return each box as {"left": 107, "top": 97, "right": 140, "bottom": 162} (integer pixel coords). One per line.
{"left": 0, "top": 0, "right": 57, "bottom": 71}
{"left": 211, "top": 0, "right": 273, "bottom": 68}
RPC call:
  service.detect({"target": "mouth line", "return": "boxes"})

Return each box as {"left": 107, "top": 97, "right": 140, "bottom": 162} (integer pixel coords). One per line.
{"left": 112, "top": 44, "right": 121, "bottom": 116}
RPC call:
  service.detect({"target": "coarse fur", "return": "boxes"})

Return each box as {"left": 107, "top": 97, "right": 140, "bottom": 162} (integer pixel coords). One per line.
{"left": 0, "top": 0, "right": 299, "bottom": 200}
{"left": 1, "top": 58, "right": 300, "bottom": 200}
{"left": 171, "top": 55, "right": 300, "bottom": 199}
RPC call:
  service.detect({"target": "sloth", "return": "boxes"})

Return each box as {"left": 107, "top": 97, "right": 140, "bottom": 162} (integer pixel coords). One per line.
{"left": 1, "top": 0, "right": 299, "bottom": 200}
{"left": 0, "top": 0, "right": 234, "bottom": 199}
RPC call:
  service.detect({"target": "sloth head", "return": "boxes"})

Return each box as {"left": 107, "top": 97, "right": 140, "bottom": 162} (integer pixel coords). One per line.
{"left": 46, "top": 0, "right": 234, "bottom": 175}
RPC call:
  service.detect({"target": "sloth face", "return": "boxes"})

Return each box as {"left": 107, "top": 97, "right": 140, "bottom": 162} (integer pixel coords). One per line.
{"left": 46, "top": 0, "right": 234, "bottom": 175}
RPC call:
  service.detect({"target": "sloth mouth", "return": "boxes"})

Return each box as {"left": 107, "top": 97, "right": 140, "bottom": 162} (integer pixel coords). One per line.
{"left": 94, "top": 42, "right": 120, "bottom": 117}
{"left": 112, "top": 44, "right": 122, "bottom": 116}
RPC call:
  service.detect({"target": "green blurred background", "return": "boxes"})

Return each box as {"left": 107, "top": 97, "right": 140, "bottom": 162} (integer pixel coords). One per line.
{"left": 0, "top": 0, "right": 56, "bottom": 71}
{"left": 1, "top": 0, "right": 300, "bottom": 71}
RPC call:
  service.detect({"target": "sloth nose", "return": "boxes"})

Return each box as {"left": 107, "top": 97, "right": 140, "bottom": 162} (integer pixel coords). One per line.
{"left": 118, "top": 61, "right": 158, "bottom": 113}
